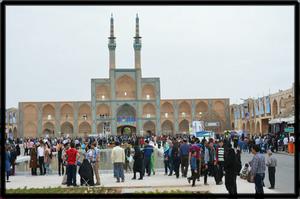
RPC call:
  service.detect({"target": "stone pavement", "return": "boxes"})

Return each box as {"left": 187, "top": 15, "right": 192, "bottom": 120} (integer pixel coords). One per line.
{"left": 6, "top": 171, "right": 280, "bottom": 194}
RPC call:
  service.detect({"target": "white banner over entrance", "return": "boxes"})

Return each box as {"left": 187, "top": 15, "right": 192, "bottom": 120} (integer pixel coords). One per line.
{"left": 192, "top": 121, "right": 205, "bottom": 133}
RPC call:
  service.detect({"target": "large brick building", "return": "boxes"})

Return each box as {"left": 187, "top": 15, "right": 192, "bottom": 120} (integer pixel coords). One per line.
{"left": 17, "top": 15, "right": 230, "bottom": 138}
{"left": 230, "top": 83, "right": 295, "bottom": 136}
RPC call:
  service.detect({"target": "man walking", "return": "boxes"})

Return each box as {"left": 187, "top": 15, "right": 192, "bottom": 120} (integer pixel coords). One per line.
{"left": 266, "top": 150, "right": 277, "bottom": 189}
{"left": 249, "top": 145, "right": 266, "bottom": 194}
{"left": 216, "top": 140, "right": 225, "bottom": 185}
{"left": 180, "top": 139, "right": 190, "bottom": 177}
{"left": 91, "top": 143, "right": 101, "bottom": 185}
{"left": 189, "top": 140, "right": 201, "bottom": 181}
{"left": 111, "top": 141, "right": 125, "bottom": 182}
{"left": 37, "top": 142, "right": 45, "bottom": 175}
{"left": 204, "top": 141, "right": 217, "bottom": 185}
{"left": 64, "top": 142, "right": 80, "bottom": 187}
{"left": 143, "top": 140, "right": 154, "bottom": 176}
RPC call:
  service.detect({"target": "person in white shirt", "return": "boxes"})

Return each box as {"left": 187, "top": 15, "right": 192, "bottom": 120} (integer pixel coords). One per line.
{"left": 289, "top": 136, "right": 295, "bottom": 143}
{"left": 37, "top": 142, "right": 46, "bottom": 175}
{"left": 254, "top": 137, "right": 260, "bottom": 145}
{"left": 283, "top": 137, "right": 288, "bottom": 152}
{"left": 111, "top": 141, "right": 125, "bottom": 182}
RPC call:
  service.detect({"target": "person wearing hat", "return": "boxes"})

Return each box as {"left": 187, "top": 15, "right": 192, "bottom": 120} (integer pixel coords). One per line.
{"left": 266, "top": 149, "right": 277, "bottom": 189}
{"left": 111, "top": 141, "right": 125, "bottom": 182}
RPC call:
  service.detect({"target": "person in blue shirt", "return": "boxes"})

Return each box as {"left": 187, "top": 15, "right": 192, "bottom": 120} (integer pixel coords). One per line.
{"left": 5, "top": 145, "right": 11, "bottom": 182}
{"left": 179, "top": 139, "right": 190, "bottom": 177}
{"left": 187, "top": 150, "right": 197, "bottom": 186}
{"left": 143, "top": 140, "right": 154, "bottom": 176}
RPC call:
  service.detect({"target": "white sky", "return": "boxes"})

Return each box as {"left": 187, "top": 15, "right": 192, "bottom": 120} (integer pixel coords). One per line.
{"left": 6, "top": 6, "right": 294, "bottom": 108}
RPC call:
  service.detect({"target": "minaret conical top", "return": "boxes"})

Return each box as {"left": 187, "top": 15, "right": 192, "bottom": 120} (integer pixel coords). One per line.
{"left": 135, "top": 13, "right": 140, "bottom": 38}
{"left": 110, "top": 13, "right": 115, "bottom": 38}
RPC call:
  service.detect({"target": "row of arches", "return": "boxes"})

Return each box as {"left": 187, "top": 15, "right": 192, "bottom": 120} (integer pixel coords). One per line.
{"left": 230, "top": 95, "right": 293, "bottom": 120}
{"left": 242, "top": 121, "right": 261, "bottom": 134}
{"left": 24, "top": 100, "right": 226, "bottom": 122}
{"left": 24, "top": 103, "right": 94, "bottom": 122}
{"left": 24, "top": 121, "right": 93, "bottom": 137}
{"left": 8, "top": 127, "right": 18, "bottom": 138}
{"left": 24, "top": 119, "right": 192, "bottom": 137}
{"left": 161, "top": 100, "right": 225, "bottom": 118}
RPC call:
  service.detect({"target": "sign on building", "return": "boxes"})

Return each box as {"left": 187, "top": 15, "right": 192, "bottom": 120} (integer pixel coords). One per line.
{"left": 205, "top": 122, "right": 220, "bottom": 127}
{"left": 192, "top": 121, "right": 205, "bottom": 133}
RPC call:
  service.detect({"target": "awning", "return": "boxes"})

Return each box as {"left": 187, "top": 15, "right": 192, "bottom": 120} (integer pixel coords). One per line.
{"left": 269, "top": 116, "right": 294, "bottom": 124}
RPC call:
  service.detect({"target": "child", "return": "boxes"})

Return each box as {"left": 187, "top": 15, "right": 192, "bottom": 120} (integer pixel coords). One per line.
{"left": 240, "top": 163, "right": 250, "bottom": 180}
{"left": 187, "top": 150, "right": 197, "bottom": 187}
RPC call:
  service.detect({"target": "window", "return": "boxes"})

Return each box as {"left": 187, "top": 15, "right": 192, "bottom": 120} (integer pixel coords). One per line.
{"left": 102, "top": 95, "right": 105, "bottom": 100}
{"left": 146, "top": 94, "right": 150, "bottom": 100}
{"left": 47, "top": 115, "right": 52, "bottom": 120}
{"left": 182, "top": 112, "right": 186, "bottom": 117}
{"left": 165, "top": 113, "right": 168, "bottom": 118}
{"left": 146, "top": 114, "right": 151, "bottom": 118}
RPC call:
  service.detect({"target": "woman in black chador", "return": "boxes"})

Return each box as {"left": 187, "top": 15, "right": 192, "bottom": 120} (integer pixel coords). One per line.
{"left": 132, "top": 145, "right": 144, "bottom": 180}
{"left": 79, "top": 158, "right": 94, "bottom": 186}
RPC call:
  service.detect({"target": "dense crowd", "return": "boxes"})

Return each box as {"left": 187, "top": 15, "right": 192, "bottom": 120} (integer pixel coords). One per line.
{"left": 4, "top": 131, "right": 293, "bottom": 194}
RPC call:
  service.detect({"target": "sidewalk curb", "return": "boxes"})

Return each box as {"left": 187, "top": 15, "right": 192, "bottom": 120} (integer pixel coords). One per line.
{"left": 275, "top": 152, "right": 294, "bottom": 156}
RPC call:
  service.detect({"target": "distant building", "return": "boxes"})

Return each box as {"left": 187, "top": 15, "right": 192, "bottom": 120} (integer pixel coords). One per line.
{"left": 230, "top": 83, "right": 294, "bottom": 136}
{"left": 6, "top": 107, "right": 18, "bottom": 139}
{"left": 17, "top": 15, "right": 230, "bottom": 138}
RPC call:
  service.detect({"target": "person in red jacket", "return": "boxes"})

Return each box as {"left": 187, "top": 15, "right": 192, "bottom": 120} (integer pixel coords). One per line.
{"left": 64, "top": 142, "right": 80, "bottom": 187}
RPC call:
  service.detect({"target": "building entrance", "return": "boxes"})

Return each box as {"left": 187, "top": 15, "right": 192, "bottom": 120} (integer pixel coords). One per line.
{"left": 117, "top": 125, "right": 136, "bottom": 136}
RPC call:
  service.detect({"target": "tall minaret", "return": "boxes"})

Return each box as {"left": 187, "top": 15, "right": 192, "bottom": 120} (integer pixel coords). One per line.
{"left": 108, "top": 13, "right": 116, "bottom": 69}
{"left": 133, "top": 14, "right": 142, "bottom": 69}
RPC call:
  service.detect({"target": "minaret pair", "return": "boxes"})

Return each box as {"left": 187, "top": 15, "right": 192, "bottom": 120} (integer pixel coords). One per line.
{"left": 108, "top": 14, "right": 142, "bottom": 69}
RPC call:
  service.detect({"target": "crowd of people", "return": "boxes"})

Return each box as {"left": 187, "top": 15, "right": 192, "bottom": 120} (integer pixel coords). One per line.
{"left": 4, "top": 131, "right": 284, "bottom": 195}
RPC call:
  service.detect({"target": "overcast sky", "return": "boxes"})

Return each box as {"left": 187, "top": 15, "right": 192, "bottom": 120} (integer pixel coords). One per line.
{"left": 6, "top": 6, "right": 294, "bottom": 108}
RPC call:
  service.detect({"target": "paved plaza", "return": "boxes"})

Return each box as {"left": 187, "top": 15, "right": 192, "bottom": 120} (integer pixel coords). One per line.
{"left": 6, "top": 152, "right": 294, "bottom": 194}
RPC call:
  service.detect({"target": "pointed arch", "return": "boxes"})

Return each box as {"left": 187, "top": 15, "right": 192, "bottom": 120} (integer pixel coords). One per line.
{"left": 256, "top": 121, "right": 261, "bottom": 134}
{"left": 13, "top": 127, "right": 18, "bottom": 138}
{"left": 79, "top": 103, "right": 91, "bottom": 121}
{"left": 42, "top": 104, "right": 55, "bottom": 120}
{"left": 179, "top": 101, "right": 191, "bottom": 118}
{"left": 179, "top": 119, "right": 189, "bottom": 134}
{"left": 24, "top": 122, "right": 37, "bottom": 138}
{"left": 161, "top": 120, "right": 174, "bottom": 135}
{"left": 24, "top": 104, "right": 38, "bottom": 122}
{"left": 96, "top": 84, "right": 110, "bottom": 100}
{"left": 142, "top": 84, "right": 156, "bottom": 99}
{"left": 79, "top": 121, "right": 92, "bottom": 135}
{"left": 143, "top": 121, "right": 156, "bottom": 135}
{"left": 61, "top": 122, "right": 73, "bottom": 135}
{"left": 61, "top": 104, "right": 74, "bottom": 121}
{"left": 246, "top": 121, "right": 250, "bottom": 132}
{"left": 116, "top": 75, "right": 136, "bottom": 99}
{"left": 161, "top": 102, "right": 174, "bottom": 118}
{"left": 143, "top": 103, "right": 156, "bottom": 117}
{"left": 43, "top": 121, "right": 55, "bottom": 135}
{"left": 97, "top": 104, "right": 111, "bottom": 116}
{"left": 272, "top": 100, "right": 278, "bottom": 116}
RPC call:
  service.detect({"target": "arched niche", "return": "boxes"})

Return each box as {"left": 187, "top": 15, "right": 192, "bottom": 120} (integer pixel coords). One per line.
{"left": 116, "top": 75, "right": 136, "bottom": 99}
